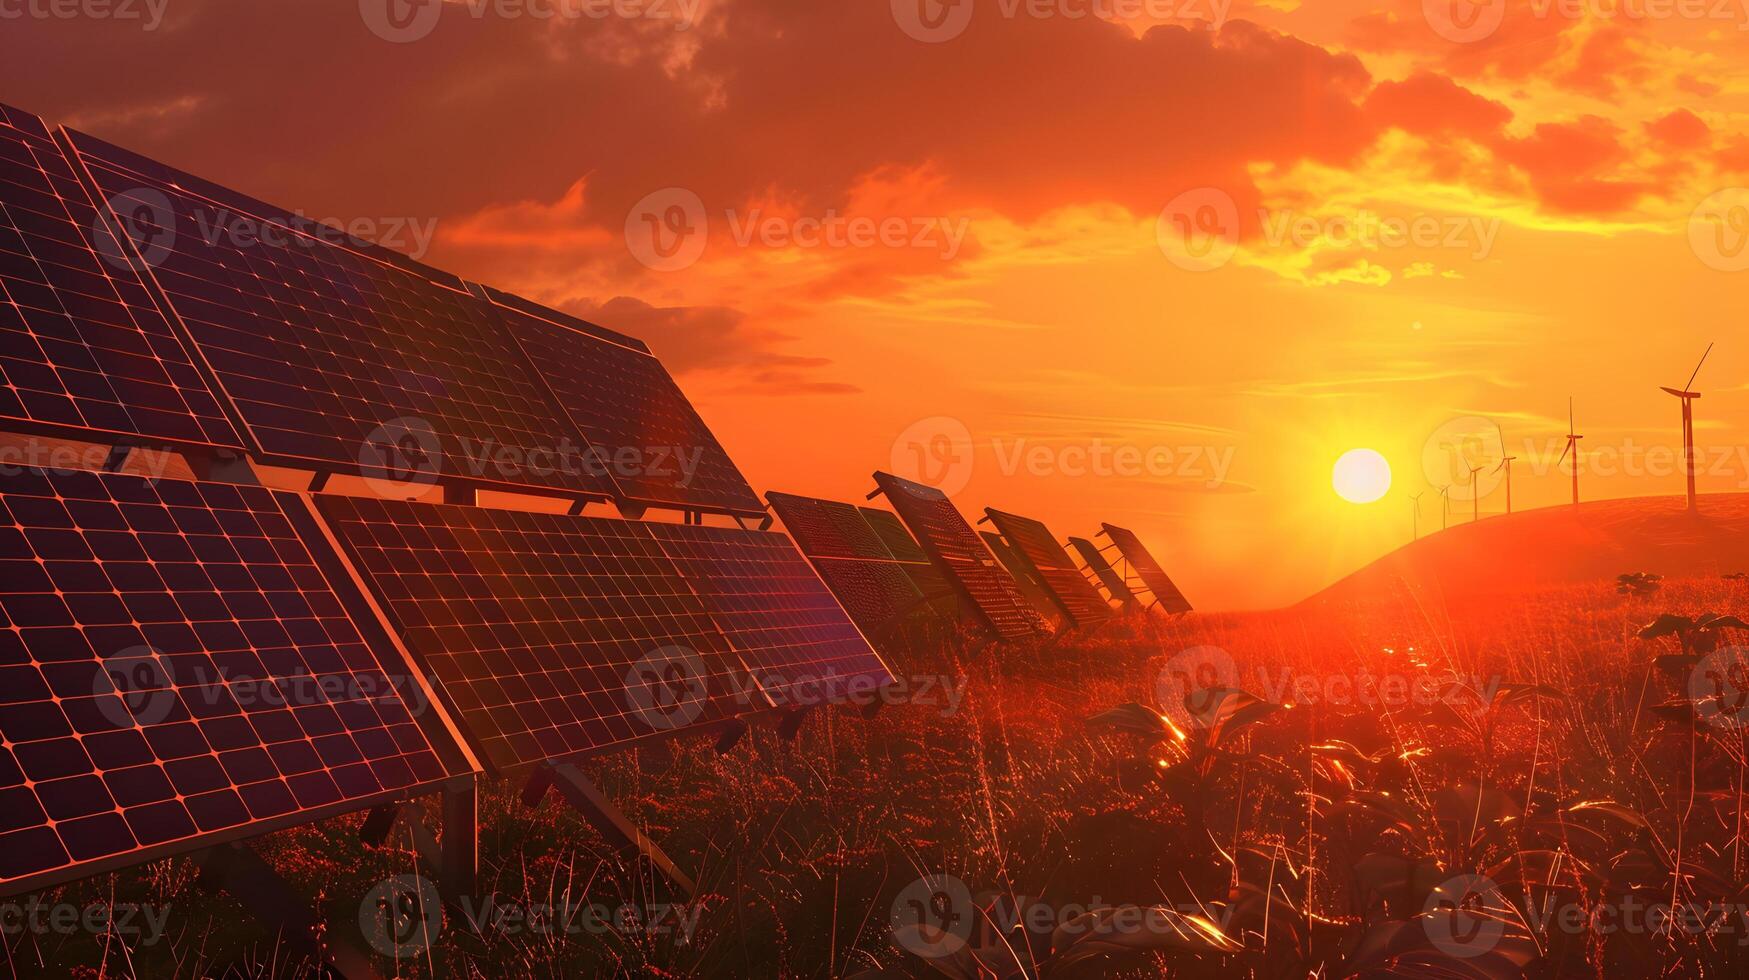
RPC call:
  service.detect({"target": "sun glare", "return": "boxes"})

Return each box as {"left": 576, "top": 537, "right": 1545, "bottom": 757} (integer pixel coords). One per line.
{"left": 1333, "top": 448, "right": 1391, "bottom": 504}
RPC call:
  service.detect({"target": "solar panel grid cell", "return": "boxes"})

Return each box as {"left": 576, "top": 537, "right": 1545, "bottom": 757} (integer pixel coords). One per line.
{"left": 645, "top": 523, "right": 890, "bottom": 705}
{"left": 0, "top": 467, "right": 456, "bottom": 894}
{"left": 493, "top": 296, "right": 763, "bottom": 516}
{"left": 66, "top": 131, "right": 610, "bottom": 500}
{"left": 871, "top": 473, "right": 1050, "bottom": 640}
{"left": 984, "top": 510, "right": 1114, "bottom": 628}
{"left": 978, "top": 530, "right": 1063, "bottom": 623}
{"left": 1101, "top": 523, "right": 1193, "bottom": 614}
{"left": 0, "top": 105, "right": 241, "bottom": 450}
{"left": 766, "top": 492, "right": 935, "bottom": 635}
{"left": 314, "top": 496, "right": 755, "bottom": 774}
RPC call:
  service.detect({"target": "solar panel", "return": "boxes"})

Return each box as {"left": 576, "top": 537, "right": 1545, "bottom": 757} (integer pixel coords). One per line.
{"left": 979, "top": 530, "right": 1064, "bottom": 623}
{"left": 484, "top": 286, "right": 764, "bottom": 517}
{"left": 0, "top": 104, "right": 241, "bottom": 450}
{"left": 984, "top": 510, "right": 1115, "bottom": 629}
{"left": 1068, "top": 535, "right": 1136, "bottom": 606}
{"left": 1101, "top": 523, "right": 1193, "bottom": 614}
{"left": 65, "top": 131, "right": 612, "bottom": 500}
{"left": 313, "top": 496, "right": 759, "bottom": 774}
{"left": 0, "top": 467, "right": 464, "bottom": 895}
{"left": 766, "top": 492, "right": 890, "bottom": 561}
{"left": 870, "top": 472, "right": 1051, "bottom": 640}
{"left": 644, "top": 523, "right": 891, "bottom": 706}
{"left": 766, "top": 491, "right": 940, "bottom": 635}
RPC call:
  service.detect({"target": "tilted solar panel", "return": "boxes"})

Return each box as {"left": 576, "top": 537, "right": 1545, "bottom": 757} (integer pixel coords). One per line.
{"left": 859, "top": 505, "right": 959, "bottom": 610}
{"left": 1101, "top": 523, "right": 1193, "bottom": 614}
{"left": 984, "top": 510, "right": 1114, "bottom": 629}
{"left": 0, "top": 104, "right": 240, "bottom": 450}
{"left": 1068, "top": 535, "right": 1135, "bottom": 606}
{"left": 313, "top": 496, "right": 758, "bottom": 774}
{"left": 766, "top": 492, "right": 938, "bottom": 635}
{"left": 871, "top": 472, "right": 1050, "bottom": 640}
{"left": 65, "top": 130, "right": 611, "bottom": 500}
{"left": 979, "top": 530, "right": 1063, "bottom": 623}
{"left": 485, "top": 287, "right": 764, "bottom": 517}
{"left": 645, "top": 523, "right": 891, "bottom": 706}
{"left": 0, "top": 467, "right": 465, "bottom": 895}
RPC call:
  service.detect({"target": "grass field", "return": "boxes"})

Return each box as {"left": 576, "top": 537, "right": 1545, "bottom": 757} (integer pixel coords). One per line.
{"left": 15, "top": 562, "right": 1749, "bottom": 978}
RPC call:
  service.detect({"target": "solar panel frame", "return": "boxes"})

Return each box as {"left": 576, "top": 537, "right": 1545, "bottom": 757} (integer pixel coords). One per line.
{"left": 644, "top": 522, "right": 892, "bottom": 707}
{"left": 482, "top": 286, "right": 765, "bottom": 519}
{"left": 870, "top": 472, "right": 1051, "bottom": 640}
{"left": 765, "top": 490, "right": 945, "bottom": 635}
{"left": 979, "top": 530, "right": 1064, "bottom": 623}
{"left": 312, "top": 496, "right": 767, "bottom": 775}
{"left": 0, "top": 467, "right": 471, "bottom": 898}
{"left": 63, "top": 130, "right": 615, "bottom": 503}
{"left": 1101, "top": 523, "right": 1193, "bottom": 614}
{"left": 857, "top": 506, "right": 957, "bottom": 606}
{"left": 1068, "top": 535, "right": 1136, "bottom": 606}
{"left": 0, "top": 104, "right": 243, "bottom": 452}
{"left": 983, "top": 510, "right": 1115, "bottom": 629}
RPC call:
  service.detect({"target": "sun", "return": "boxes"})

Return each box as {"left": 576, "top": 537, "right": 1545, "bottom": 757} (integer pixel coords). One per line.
{"left": 1332, "top": 448, "right": 1391, "bottom": 504}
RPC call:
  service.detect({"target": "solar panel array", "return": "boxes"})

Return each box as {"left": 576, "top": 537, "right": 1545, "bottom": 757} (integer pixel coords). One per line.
{"left": 1068, "top": 535, "right": 1135, "bottom": 606}
{"left": 871, "top": 473, "right": 1051, "bottom": 640}
{"left": 1102, "top": 523, "right": 1193, "bottom": 614}
{"left": 65, "top": 130, "right": 613, "bottom": 501}
{"left": 0, "top": 467, "right": 463, "bottom": 894}
{"left": 984, "top": 510, "right": 1114, "bottom": 629}
{"left": 0, "top": 104, "right": 241, "bottom": 451}
{"left": 646, "top": 523, "right": 889, "bottom": 704}
{"left": 766, "top": 491, "right": 937, "bottom": 635}
{"left": 488, "top": 290, "right": 764, "bottom": 517}
{"left": 978, "top": 530, "right": 1062, "bottom": 623}
{"left": 313, "top": 496, "right": 753, "bottom": 774}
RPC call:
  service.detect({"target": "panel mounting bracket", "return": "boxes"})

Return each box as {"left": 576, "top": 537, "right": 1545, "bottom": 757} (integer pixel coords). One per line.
{"left": 520, "top": 761, "right": 696, "bottom": 896}
{"left": 357, "top": 778, "right": 479, "bottom": 907}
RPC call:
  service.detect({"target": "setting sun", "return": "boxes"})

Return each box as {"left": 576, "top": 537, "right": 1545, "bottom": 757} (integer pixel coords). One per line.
{"left": 1333, "top": 449, "right": 1391, "bottom": 504}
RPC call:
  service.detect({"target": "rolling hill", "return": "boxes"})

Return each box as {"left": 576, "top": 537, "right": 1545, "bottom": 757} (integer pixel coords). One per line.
{"left": 1304, "top": 492, "right": 1749, "bottom": 607}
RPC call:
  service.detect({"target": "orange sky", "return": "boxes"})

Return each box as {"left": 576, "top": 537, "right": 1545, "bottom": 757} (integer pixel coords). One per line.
{"left": 6, "top": 0, "right": 1748, "bottom": 608}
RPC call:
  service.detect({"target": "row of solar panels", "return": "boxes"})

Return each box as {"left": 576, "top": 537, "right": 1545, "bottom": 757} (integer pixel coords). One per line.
{"left": 0, "top": 102, "right": 762, "bottom": 517}
{"left": 0, "top": 99, "right": 1193, "bottom": 914}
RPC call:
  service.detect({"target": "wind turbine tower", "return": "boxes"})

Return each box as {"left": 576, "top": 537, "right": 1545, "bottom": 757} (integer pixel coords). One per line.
{"left": 1660, "top": 343, "right": 1712, "bottom": 513}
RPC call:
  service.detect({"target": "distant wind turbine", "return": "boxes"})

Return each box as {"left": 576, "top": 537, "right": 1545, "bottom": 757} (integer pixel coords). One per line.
{"left": 1439, "top": 484, "right": 1451, "bottom": 530}
{"left": 1494, "top": 455, "right": 1518, "bottom": 515}
{"left": 1409, "top": 491, "right": 1424, "bottom": 540}
{"left": 1468, "top": 463, "right": 1486, "bottom": 522}
{"left": 1558, "top": 397, "right": 1582, "bottom": 508}
{"left": 1660, "top": 343, "right": 1712, "bottom": 513}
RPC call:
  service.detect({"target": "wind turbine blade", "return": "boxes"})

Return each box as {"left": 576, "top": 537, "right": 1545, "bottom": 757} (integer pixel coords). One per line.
{"left": 1558, "top": 441, "right": 1572, "bottom": 465}
{"left": 1568, "top": 397, "right": 1574, "bottom": 437}
{"left": 1686, "top": 341, "right": 1715, "bottom": 392}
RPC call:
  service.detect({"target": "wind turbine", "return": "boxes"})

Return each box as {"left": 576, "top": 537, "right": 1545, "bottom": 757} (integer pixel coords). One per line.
{"left": 1494, "top": 455, "right": 1518, "bottom": 515}
{"left": 1410, "top": 491, "right": 1424, "bottom": 540}
{"left": 1468, "top": 463, "right": 1486, "bottom": 522}
{"left": 1660, "top": 343, "right": 1712, "bottom": 513}
{"left": 1438, "top": 484, "right": 1451, "bottom": 530}
{"left": 1558, "top": 397, "right": 1582, "bottom": 508}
